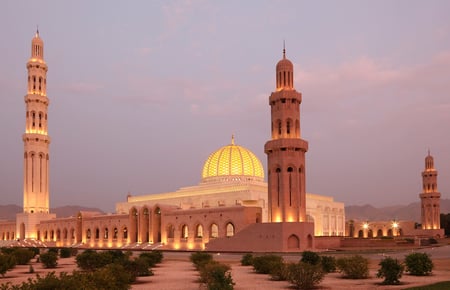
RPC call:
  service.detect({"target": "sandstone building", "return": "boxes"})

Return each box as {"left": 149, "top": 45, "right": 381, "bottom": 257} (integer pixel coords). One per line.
{"left": 0, "top": 31, "right": 346, "bottom": 252}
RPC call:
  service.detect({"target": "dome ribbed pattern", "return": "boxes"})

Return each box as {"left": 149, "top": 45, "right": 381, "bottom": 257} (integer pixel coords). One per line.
{"left": 202, "top": 143, "right": 264, "bottom": 181}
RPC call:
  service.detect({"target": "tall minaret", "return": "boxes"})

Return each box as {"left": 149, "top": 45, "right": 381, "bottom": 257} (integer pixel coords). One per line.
{"left": 264, "top": 47, "right": 308, "bottom": 223}
{"left": 17, "top": 30, "right": 55, "bottom": 240}
{"left": 23, "top": 29, "right": 50, "bottom": 214}
{"left": 419, "top": 151, "right": 441, "bottom": 230}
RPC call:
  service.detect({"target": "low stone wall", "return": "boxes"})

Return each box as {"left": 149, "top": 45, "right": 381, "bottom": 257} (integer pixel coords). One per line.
{"left": 314, "top": 236, "right": 343, "bottom": 249}
{"left": 206, "top": 222, "right": 314, "bottom": 252}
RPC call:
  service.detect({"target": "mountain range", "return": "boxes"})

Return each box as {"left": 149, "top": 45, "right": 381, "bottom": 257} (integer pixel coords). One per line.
{"left": 1, "top": 200, "right": 449, "bottom": 222}
{"left": 345, "top": 199, "right": 450, "bottom": 222}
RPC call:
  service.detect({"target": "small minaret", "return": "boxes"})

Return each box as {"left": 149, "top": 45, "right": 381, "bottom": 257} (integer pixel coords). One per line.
{"left": 17, "top": 30, "right": 55, "bottom": 240}
{"left": 264, "top": 47, "right": 308, "bottom": 223}
{"left": 419, "top": 151, "right": 441, "bottom": 230}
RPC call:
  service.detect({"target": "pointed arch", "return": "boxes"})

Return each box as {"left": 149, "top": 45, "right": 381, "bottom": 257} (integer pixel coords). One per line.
{"left": 181, "top": 224, "right": 189, "bottom": 239}
{"left": 166, "top": 224, "right": 175, "bottom": 239}
{"left": 287, "top": 234, "right": 299, "bottom": 249}
{"left": 225, "top": 222, "right": 235, "bottom": 237}
{"left": 377, "top": 229, "right": 383, "bottom": 237}
{"left": 210, "top": 223, "right": 219, "bottom": 238}
{"left": 196, "top": 224, "right": 203, "bottom": 238}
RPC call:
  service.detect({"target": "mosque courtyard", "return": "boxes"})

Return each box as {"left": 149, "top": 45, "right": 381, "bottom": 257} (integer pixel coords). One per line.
{"left": 1, "top": 244, "right": 449, "bottom": 289}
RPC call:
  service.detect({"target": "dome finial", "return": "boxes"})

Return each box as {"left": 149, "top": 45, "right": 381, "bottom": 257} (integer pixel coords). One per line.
{"left": 283, "top": 40, "right": 286, "bottom": 59}
{"left": 231, "top": 134, "right": 235, "bottom": 145}
{"left": 36, "top": 25, "right": 39, "bottom": 37}
{"left": 428, "top": 148, "right": 431, "bottom": 156}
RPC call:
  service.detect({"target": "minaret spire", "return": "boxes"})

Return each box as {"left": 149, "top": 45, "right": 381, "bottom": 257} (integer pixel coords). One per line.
{"left": 16, "top": 30, "right": 55, "bottom": 240}
{"left": 231, "top": 134, "right": 235, "bottom": 145}
{"left": 283, "top": 40, "right": 286, "bottom": 59}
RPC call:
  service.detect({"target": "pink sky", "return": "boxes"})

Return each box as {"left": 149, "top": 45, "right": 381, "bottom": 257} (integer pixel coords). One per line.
{"left": 1, "top": 1, "right": 449, "bottom": 212}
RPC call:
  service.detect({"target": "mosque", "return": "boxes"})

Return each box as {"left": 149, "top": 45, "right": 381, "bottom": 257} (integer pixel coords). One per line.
{"left": 0, "top": 31, "right": 443, "bottom": 251}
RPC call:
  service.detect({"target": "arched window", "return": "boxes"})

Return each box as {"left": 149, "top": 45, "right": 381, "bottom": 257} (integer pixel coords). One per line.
{"left": 123, "top": 227, "right": 128, "bottom": 239}
{"left": 288, "top": 234, "right": 299, "bottom": 249}
{"left": 288, "top": 167, "right": 293, "bottom": 206}
{"left": 95, "top": 228, "right": 100, "bottom": 239}
{"left": 226, "top": 223, "right": 235, "bottom": 237}
{"left": 210, "top": 224, "right": 219, "bottom": 238}
{"left": 377, "top": 229, "right": 383, "bottom": 237}
{"left": 196, "top": 224, "right": 203, "bottom": 238}
{"left": 113, "top": 227, "right": 118, "bottom": 239}
{"left": 86, "top": 229, "right": 91, "bottom": 239}
{"left": 181, "top": 225, "right": 188, "bottom": 239}
{"left": 286, "top": 120, "right": 291, "bottom": 134}
{"left": 278, "top": 120, "right": 282, "bottom": 135}
{"left": 276, "top": 168, "right": 281, "bottom": 207}
{"left": 70, "top": 228, "right": 75, "bottom": 239}
{"left": 167, "top": 225, "right": 175, "bottom": 239}
{"left": 63, "top": 228, "right": 68, "bottom": 239}
{"left": 104, "top": 227, "right": 109, "bottom": 239}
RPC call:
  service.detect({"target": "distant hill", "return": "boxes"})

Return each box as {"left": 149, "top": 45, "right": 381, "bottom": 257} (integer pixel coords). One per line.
{"left": 345, "top": 199, "right": 450, "bottom": 222}
{"left": 2, "top": 200, "right": 450, "bottom": 223}
{"left": 0, "top": 205, "right": 104, "bottom": 221}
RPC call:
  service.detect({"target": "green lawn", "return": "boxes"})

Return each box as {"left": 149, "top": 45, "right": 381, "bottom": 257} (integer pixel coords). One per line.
{"left": 404, "top": 281, "right": 450, "bottom": 290}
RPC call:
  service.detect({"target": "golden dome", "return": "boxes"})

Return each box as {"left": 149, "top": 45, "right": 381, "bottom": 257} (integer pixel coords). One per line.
{"left": 201, "top": 136, "right": 264, "bottom": 182}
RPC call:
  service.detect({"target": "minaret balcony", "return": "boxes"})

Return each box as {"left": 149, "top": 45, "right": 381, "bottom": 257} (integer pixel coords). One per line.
{"left": 264, "top": 138, "right": 308, "bottom": 154}
{"left": 22, "top": 133, "right": 51, "bottom": 143}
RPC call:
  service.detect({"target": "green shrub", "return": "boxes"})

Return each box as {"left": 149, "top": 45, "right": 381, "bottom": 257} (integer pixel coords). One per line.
{"left": 301, "top": 251, "right": 320, "bottom": 265}
{"left": 91, "top": 263, "right": 134, "bottom": 289}
{"left": 240, "top": 253, "right": 253, "bottom": 266}
{"left": 0, "top": 254, "right": 16, "bottom": 277}
{"left": 76, "top": 250, "right": 100, "bottom": 271}
{"left": 11, "top": 248, "right": 35, "bottom": 265}
{"left": 320, "top": 255, "right": 337, "bottom": 273}
{"left": 123, "top": 256, "right": 153, "bottom": 279}
{"left": 336, "top": 255, "right": 369, "bottom": 279}
{"left": 269, "top": 262, "right": 290, "bottom": 281}
{"left": 287, "top": 262, "right": 325, "bottom": 290}
{"left": 404, "top": 252, "right": 433, "bottom": 276}
{"left": 48, "top": 248, "right": 59, "bottom": 255}
{"left": 252, "top": 254, "right": 284, "bottom": 275}
{"left": 40, "top": 251, "right": 58, "bottom": 268}
{"left": 58, "top": 248, "right": 77, "bottom": 258}
{"left": 376, "top": 257, "right": 404, "bottom": 285}
{"left": 5, "top": 267, "right": 133, "bottom": 290}
{"left": 190, "top": 252, "right": 213, "bottom": 270}
{"left": 139, "top": 250, "right": 163, "bottom": 267}
{"left": 76, "top": 250, "right": 115, "bottom": 271}
{"left": 199, "top": 261, "right": 234, "bottom": 290}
